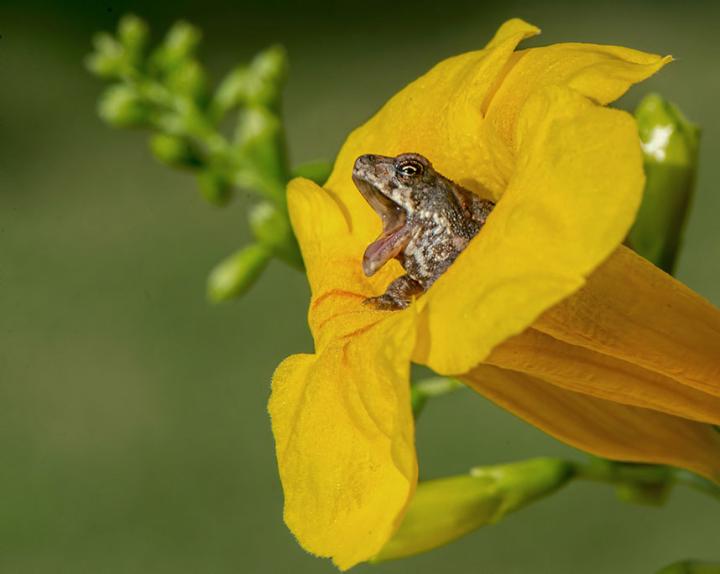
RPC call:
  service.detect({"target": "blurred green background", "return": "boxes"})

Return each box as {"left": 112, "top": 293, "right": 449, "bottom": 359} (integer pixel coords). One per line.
{"left": 1, "top": 0, "right": 719, "bottom": 572}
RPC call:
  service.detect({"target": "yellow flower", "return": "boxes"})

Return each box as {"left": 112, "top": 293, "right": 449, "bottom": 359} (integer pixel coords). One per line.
{"left": 269, "top": 19, "right": 720, "bottom": 570}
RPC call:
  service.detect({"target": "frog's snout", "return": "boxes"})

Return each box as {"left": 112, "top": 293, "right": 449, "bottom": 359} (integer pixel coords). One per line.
{"left": 353, "top": 154, "right": 376, "bottom": 175}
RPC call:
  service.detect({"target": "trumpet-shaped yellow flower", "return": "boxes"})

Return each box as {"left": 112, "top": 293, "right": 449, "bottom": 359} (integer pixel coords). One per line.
{"left": 269, "top": 19, "right": 720, "bottom": 570}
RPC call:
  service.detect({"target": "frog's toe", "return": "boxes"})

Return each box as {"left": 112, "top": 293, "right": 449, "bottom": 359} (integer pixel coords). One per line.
{"left": 362, "top": 294, "right": 408, "bottom": 311}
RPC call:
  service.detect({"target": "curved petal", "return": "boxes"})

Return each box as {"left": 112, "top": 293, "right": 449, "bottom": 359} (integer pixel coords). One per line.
{"left": 536, "top": 246, "right": 720, "bottom": 398}
{"left": 269, "top": 308, "right": 417, "bottom": 570}
{"left": 323, "top": 19, "right": 541, "bottom": 244}
{"left": 287, "top": 177, "right": 410, "bottom": 345}
{"left": 486, "top": 327, "right": 720, "bottom": 425}
{"left": 486, "top": 43, "right": 671, "bottom": 148}
{"left": 415, "top": 86, "right": 644, "bottom": 374}
{"left": 462, "top": 365, "right": 720, "bottom": 481}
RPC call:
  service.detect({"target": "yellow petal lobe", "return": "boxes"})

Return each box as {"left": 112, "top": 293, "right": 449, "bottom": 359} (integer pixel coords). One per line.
{"left": 463, "top": 365, "right": 720, "bottom": 481}
{"left": 416, "top": 87, "right": 644, "bottom": 374}
{"left": 486, "top": 327, "right": 720, "bottom": 425}
{"left": 537, "top": 247, "right": 720, "bottom": 399}
{"left": 323, "top": 18, "right": 540, "bottom": 245}
{"left": 272, "top": 179, "right": 420, "bottom": 569}
{"left": 486, "top": 43, "right": 671, "bottom": 148}
{"left": 269, "top": 308, "right": 417, "bottom": 570}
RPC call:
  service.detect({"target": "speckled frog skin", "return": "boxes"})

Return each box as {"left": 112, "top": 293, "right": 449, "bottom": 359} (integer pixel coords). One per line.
{"left": 352, "top": 153, "right": 495, "bottom": 310}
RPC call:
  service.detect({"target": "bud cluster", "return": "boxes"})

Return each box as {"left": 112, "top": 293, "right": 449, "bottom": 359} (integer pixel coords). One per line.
{"left": 87, "top": 15, "right": 320, "bottom": 301}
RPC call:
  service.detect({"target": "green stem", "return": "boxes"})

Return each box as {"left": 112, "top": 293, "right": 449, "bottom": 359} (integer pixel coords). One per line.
{"left": 570, "top": 457, "right": 720, "bottom": 503}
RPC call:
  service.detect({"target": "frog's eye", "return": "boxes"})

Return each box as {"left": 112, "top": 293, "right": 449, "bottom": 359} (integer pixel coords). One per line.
{"left": 397, "top": 161, "right": 423, "bottom": 178}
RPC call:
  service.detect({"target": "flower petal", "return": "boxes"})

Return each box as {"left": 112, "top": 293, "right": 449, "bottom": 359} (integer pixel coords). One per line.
{"left": 536, "top": 246, "right": 720, "bottom": 398}
{"left": 323, "top": 19, "right": 540, "bottom": 245}
{"left": 486, "top": 43, "right": 671, "bottom": 148}
{"left": 486, "top": 327, "right": 720, "bottom": 425}
{"left": 269, "top": 301, "right": 418, "bottom": 570}
{"left": 462, "top": 365, "right": 720, "bottom": 481}
{"left": 415, "top": 87, "right": 644, "bottom": 374}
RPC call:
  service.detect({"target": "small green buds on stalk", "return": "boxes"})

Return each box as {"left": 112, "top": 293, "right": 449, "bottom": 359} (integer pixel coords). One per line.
{"left": 374, "top": 458, "right": 573, "bottom": 561}
{"left": 88, "top": 15, "right": 309, "bottom": 301}
{"left": 630, "top": 94, "right": 700, "bottom": 273}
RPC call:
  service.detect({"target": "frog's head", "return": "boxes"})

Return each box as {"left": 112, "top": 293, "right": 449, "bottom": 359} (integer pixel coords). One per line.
{"left": 352, "top": 152, "right": 435, "bottom": 214}
{"left": 352, "top": 152, "right": 435, "bottom": 277}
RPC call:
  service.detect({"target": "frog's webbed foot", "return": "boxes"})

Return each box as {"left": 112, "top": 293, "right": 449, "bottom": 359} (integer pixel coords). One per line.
{"left": 363, "top": 275, "right": 425, "bottom": 311}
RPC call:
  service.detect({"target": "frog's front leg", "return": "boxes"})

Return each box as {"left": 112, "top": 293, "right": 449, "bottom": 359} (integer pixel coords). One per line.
{"left": 363, "top": 274, "right": 425, "bottom": 311}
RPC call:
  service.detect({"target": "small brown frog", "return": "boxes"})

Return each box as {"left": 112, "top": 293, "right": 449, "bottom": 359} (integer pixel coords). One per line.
{"left": 353, "top": 153, "right": 495, "bottom": 310}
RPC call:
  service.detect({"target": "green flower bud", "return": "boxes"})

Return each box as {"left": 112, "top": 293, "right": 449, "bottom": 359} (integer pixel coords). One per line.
{"left": 92, "top": 31, "right": 122, "bottom": 58}
{"left": 657, "top": 561, "right": 720, "bottom": 574}
{"left": 165, "top": 60, "right": 207, "bottom": 102}
{"left": 235, "top": 107, "right": 288, "bottom": 202}
{"left": 245, "top": 45, "right": 287, "bottom": 107}
{"left": 375, "top": 458, "right": 573, "bottom": 562}
{"left": 86, "top": 32, "right": 125, "bottom": 78}
{"left": 249, "top": 202, "right": 303, "bottom": 268}
{"left": 207, "top": 244, "right": 271, "bottom": 302}
{"left": 98, "top": 85, "right": 150, "bottom": 127}
{"left": 630, "top": 94, "right": 700, "bottom": 273}
{"left": 197, "top": 169, "right": 233, "bottom": 206}
{"left": 117, "top": 14, "right": 149, "bottom": 62}
{"left": 149, "top": 134, "right": 203, "bottom": 169}
{"left": 152, "top": 21, "right": 201, "bottom": 72}
{"left": 212, "top": 66, "right": 251, "bottom": 117}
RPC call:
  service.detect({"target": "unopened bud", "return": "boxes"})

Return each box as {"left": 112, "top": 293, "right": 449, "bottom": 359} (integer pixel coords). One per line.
{"left": 630, "top": 94, "right": 700, "bottom": 273}
{"left": 245, "top": 45, "right": 287, "bottom": 107}
{"left": 87, "top": 32, "right": 125, "bottom": 78}
{"left": 165, "top": 60, "right": 207, "bottom": 102}
{"left": 149, "top": 133, "right": 202, "bottom": 168}
{"left": 375, "top": 458, "right": 573, "bottom": 561}
{"left": 118, "top": 14, "right": 149, "bottom": 61}
{"left": 212, "top": 66, "right": 250, "bottom": 117}
{"left": 207, "top": 244, "right": 271, "bottom": 302}
{"left": 197, "top": 169, "right": 232, "bottom": 205}
{"left": 235, "top": 107, "right": 288, "bottom": 201}
{"left": 98, "top": 85, "right": 150, "bottom": 127}
{"left": 249, "top": 202, "right": 302, "bottom": 268}
{"left": 152, "top": 21, "right": 201, "bottom": 72}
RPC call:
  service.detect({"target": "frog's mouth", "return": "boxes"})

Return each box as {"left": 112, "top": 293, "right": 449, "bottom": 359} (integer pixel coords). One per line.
{"left": 352, "top": 176, "right": 411, "bottom": 277}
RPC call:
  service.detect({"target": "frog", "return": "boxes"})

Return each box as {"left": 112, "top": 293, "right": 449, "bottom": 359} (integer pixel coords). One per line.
{"left": 352, "top": 152, "right": 495, "bottom": 310}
